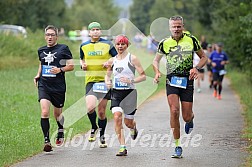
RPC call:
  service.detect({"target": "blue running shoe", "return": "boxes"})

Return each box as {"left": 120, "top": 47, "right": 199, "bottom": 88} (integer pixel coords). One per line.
{"left": 185, "top": 117, "right": 194, "bottom": 134}
{"left": 171, "top": 146, "right": 183, "bottom": 158}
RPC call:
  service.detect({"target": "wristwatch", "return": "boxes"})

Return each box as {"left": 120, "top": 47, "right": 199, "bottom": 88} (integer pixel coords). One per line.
{"left": 195, "top": 66, "right": 200, "bottom": 71}
{"left": 131, "top": 79, "right": 135, "bottom": 84}
{"left": 60, "top": 67, "right": 65, "bottom": 73}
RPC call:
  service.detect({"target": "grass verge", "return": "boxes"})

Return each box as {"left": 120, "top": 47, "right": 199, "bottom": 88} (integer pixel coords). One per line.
{"left": 227, "top": 69, "right": 252, "bottom": 165}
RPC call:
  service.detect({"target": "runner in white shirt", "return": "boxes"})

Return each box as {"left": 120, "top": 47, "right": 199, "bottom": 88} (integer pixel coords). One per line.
{"left": 193, "top": 52, "right": 205, "bottom": 93}
{"left": 105, "top": 35, "right": 146, "bottom": 156}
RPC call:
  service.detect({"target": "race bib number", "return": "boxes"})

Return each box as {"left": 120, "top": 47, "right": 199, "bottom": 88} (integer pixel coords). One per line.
{"left": 93, "top": 82, "right": 108, "bottom": 93}
{"left": 42, "top": 65, "right": 56, "bottom": 77}
{"left": 114, "top": 78, "right": 130, "bottom": 89}
{"left": 170, "top": 76, "right": 187, "bottom": 89}
{"left": 219, "top": 70, "right": 227, "bottom": 76}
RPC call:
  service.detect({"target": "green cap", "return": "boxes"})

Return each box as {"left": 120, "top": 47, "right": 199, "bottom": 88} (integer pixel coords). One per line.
{"left": 88, "top": 22, "right": 101, "bottom": 30}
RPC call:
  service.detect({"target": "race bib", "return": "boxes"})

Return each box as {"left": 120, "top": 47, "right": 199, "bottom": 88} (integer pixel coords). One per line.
{"left": 219, "top": 70, "right": 227, "bottom": 76}
{"left": 113, "top": 78, "right": 130, "bottom": 89}
{"left": 170, "top": 76, "right": 187, "bottom": 89}
{"left": 42, "top": 65, "right": 56, "bottom": 77}
{"left": 93, "top": 82, "right": 108, "bottom": 93}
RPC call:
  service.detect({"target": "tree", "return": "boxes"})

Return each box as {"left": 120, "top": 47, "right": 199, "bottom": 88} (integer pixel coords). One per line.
{"left": 0, "top": 0, "right": 67, "bottom": 31}
{"left": 130, "top": 0, "right": 155, "bottom": 34}
{"left": 65, "top": 0, "right": 119, "bottom": 30}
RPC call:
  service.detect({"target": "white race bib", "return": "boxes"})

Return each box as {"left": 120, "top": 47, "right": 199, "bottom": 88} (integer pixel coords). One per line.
{"left": 93, "top": 82, "right": 108, "bottom": 93}
{"left": 219, "top": 70, "right": 227, "bottom": 76}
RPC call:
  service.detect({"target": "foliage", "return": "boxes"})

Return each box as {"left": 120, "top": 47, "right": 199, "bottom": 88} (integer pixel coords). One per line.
{"left": 0, "top": 0, "right": 66, "bottom": 31}
{"left": 227, "top": 69, "right": 252, "bottom": 165}
{"left": 202, "top": 0, "right": 251, "bottom": 77}
{"left": 65, "top": 0, "right": 120, "bottom": 30}
{"left": 129, "top": 0, "right": 155, "bottom": 34}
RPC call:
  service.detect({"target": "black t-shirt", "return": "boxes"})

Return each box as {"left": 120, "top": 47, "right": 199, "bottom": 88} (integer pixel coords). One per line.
{"left": 38, "top": 44, "right": 72, "bottom": 92}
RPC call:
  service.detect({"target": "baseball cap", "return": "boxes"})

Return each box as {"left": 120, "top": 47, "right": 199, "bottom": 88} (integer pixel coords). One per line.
{"left": 88, "top": 22, "right": 101, "bottom": 30}
{"left": 207, "top": 44, "right": 212, "bottom": 48}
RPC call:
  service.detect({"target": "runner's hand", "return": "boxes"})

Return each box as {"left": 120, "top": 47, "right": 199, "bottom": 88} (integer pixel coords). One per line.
{"left": 103, "top": 61, "right": 109, "bottom": 68}
{"left": 189, "top": 68, "right": 198, "bottom": 80}
{"left": 105, "top": 80, "right": 112, "bottom": 89}
{"left": 81, "top": 63, "right": 87, "bottom": 71}
{"left": 50, "top": 66, "right": 61, "bottom": 74}
{"left": 211, "top": 62, "right": 216, "bottom": 67}
{"left": 120, "top": 77, "right": 131, "bottom": 84}
{"left": 34, "top": 76, "right": 39, "bottom": 87}
{"left": 153, "top": 73, "right": 161, "bottom": 84}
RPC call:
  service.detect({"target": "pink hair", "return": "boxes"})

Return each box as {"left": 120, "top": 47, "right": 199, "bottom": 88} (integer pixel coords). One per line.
{"left": 115, "top": 35, "right": 129, "bottom": 46}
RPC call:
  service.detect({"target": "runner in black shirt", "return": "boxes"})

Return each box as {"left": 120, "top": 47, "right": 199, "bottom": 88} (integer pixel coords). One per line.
{"left": 34, "top": 25, "right": 74, "bottom": 152}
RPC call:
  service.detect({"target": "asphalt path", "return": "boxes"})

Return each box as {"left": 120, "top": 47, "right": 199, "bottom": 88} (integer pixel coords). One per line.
{"left": 13, "top": 77, "right": 247, "bottom": 167}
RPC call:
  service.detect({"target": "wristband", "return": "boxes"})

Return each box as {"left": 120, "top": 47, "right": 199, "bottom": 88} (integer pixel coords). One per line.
{"left": 195, "top": 66, "right": 200, "bottom": 71}
{"left": 60, "top": 67, "right": 65, "bottom": 73}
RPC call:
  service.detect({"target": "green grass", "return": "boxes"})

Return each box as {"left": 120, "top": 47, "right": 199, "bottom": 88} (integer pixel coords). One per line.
{"left": 227, "top": 69, "right": 252, "bottom": 165}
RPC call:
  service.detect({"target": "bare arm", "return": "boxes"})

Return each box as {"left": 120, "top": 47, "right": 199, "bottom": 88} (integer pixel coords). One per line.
{"left": 152, "top": 53, "right": 163, "bottom": 83}
{"left": 195, "top": 49, "right": 208, "bottom": 68}
{"left": 189, "top": 49, "right": 208, "bottom": 80}
{"left": 63, "top": 59, "right": 74, "bottom": 72}
{"left": 104, "top": 58, "right": 113, "bottom": 88}
{"left": 80, "top": 59, "right": 87, "bottom": 70}
{"left": 130, "top": 54, "right": 146, "bottom": 83}
{"left": 34, "top": 63, "right": 41, "bottom": 87}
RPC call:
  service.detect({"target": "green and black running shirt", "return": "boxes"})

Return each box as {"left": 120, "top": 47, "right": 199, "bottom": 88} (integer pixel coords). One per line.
{"left": 157, "top": 33, "right": 201, "bottom": 76}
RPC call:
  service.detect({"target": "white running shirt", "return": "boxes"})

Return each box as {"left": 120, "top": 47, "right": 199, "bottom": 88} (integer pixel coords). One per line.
{"left": 112, "top": 53, "right": 135, "bottom": 89}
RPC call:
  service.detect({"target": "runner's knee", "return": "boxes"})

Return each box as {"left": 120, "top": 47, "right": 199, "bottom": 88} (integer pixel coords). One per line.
{"left": 124, "top": 119, "right": 134, "bottom": 129}
{"left": 182, "top": 112, "right": 193, "bottom": 122}
{"left": 170, "top": 108, "right": 180, "bottom": 118}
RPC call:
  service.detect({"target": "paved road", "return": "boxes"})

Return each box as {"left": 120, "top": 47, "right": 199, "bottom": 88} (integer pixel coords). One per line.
{"left": 14, "top": 77, "right": 247, "bottom": 167}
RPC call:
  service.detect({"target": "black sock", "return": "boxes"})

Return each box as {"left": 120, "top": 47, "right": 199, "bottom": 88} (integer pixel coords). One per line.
{"left": 214, "top": 84, "right": 217, "bottom": 90}
{"left": 57, "top": 115, "right": 64, "bottom": 130}
{"left": 218, "top": 85, "right": 222, "bottom": 95}
{"left": 98, "top": 118, "right": 107, "bottom": 138}
{"left": 41, "top": 118, "right": 50, "bottom": 142}
{"left": 56, "top": 116, "right": 64, "bottom": 138}
{"left": 88, "top": 111, "right": 98, "bottom": 130}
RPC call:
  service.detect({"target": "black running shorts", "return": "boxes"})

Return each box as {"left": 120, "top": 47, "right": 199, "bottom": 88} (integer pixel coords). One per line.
{"left": 213, "top": 72, "right": 224, "bottom": 82}
{"left": 38, "top": 88, "right": 65, "bottom": 108}
{"left": 111, "top": 89, "right": 137, "bottom": 115}
{"left": 166, "top": 76, "right": 194, "bottom": 102}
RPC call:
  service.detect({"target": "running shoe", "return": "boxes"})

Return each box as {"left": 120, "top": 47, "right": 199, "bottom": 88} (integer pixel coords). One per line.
{"left": 88, "top": 128, "right": 98, "bottom": 142}
{"left": 43, "top": 141, "right": 53, "bottom": 152}
{"left": 217, "top": 94, "right": 222, "bottom": 100}
{"left": 56, "top": 129, "right": 64, "bottom": 146}
{"left": 116, "top": 147, "right": 127, "bottom": 156}
{"left": 99, "top": 137, "right": 107, "bottom": 148}
{"left": 185, "top": 116, "right": 194, "bottom": 134}
{"left": 130, "top": 126, "right": 138, "bottom": 140}
{"left": 213, "top": 90, "right": 217, "bottom": 97}
{"left": 171, "top": 146, "right": 183, "bottom": 158}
